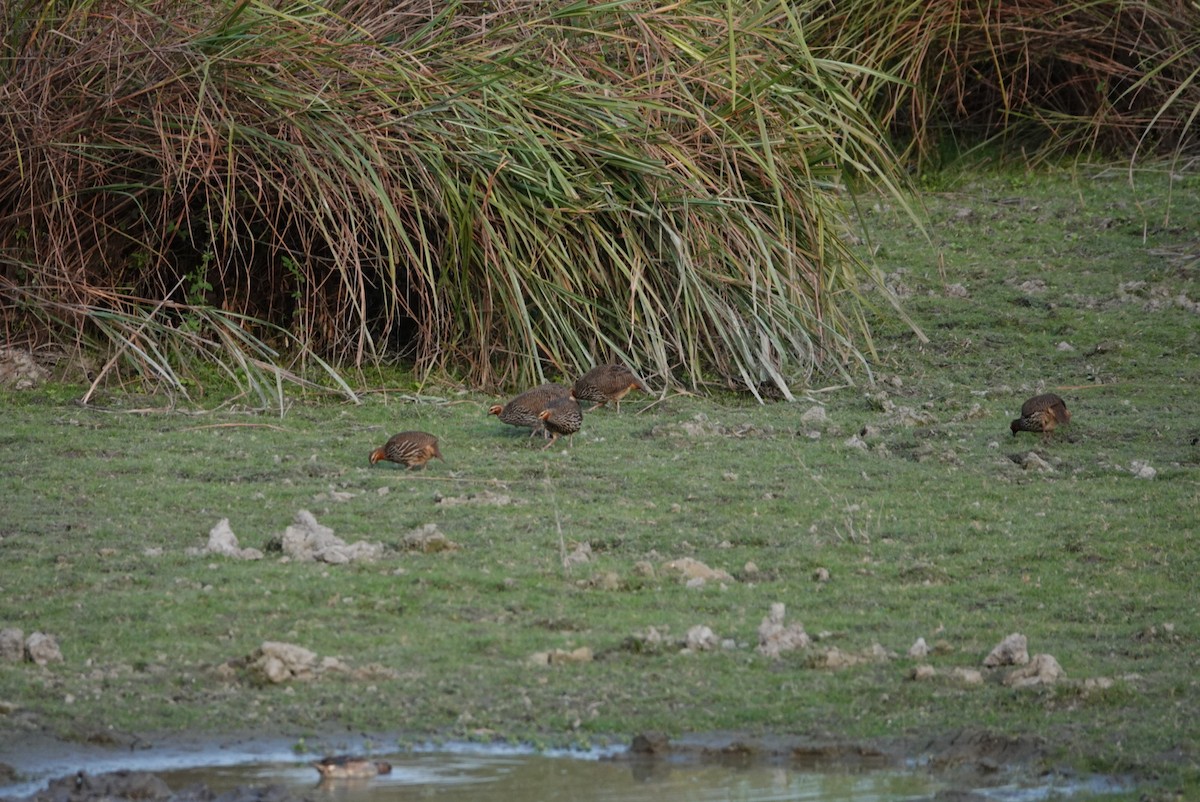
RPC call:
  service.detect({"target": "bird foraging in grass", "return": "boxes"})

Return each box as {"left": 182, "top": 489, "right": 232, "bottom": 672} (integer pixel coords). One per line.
{"left": 369, "top": 431, "right": 443, "bottom": 469}
{"left": 311, "top": 755, "right": 392, "bottom": 779}
{"left": 571, "top": 364, "right": 650, "bottom": 412}
{"left": 1010, "top": 393, "right": 1071, "bottom": 439}
{"left": 489, "top": 383, "right": 571, "bottom": 437}
{"left": 538, "top": 396, "right": 583, "bottom": 449}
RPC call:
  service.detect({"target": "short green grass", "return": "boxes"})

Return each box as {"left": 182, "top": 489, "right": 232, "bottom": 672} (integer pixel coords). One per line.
{"left": 1, "top": 166, "right": 1197, "bottom": 798}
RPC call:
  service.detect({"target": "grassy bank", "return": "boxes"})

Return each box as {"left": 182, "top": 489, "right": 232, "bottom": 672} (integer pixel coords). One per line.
{"left": 1, "top": 167, "right": 1198, "bottom": 797}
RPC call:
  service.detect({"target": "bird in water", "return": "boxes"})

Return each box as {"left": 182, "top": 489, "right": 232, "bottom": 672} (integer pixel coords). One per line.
{"left": 369, "top": 431, "right": 444, "bottom": 469}
{"left": 538, "top": 395, "right": 583, "bottom": 449}
{"left": 489, "top": 383, "right": 571, "bottom": 438}
{"left": 1010, "top": 393, "right": 1071, "bottom": 440}
{"left": 571, "top": 364, "right": 651, "bottom": 412}
{"left": 311, "top": 755, "right": 393, "bottom": 779}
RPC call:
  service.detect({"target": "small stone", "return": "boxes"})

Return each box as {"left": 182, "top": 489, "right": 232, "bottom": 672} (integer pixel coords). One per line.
{"left": 812, "top": 567, "right": 830, "bottom": 582}
{"left": 800, "top": 406, "right": 827, "bottom": 424}
{"left": 25, "top": 632, "right": 64, "bottom": 665}
{"left": 950, "top": 667, "right": 984, "bottom": 685}
{"left": 544, "top": 647, "right": 593, "bottom": 665}
{"left": 562, "top": 541, "right": 592, "bottom": 568}
{"left": 282, "top": 510, "right": 386, "bottom": 562}
{"left": 202, "top": 519, "right": 264, "bottom": 560}
{"left": 907, "top": 637, "right": 929, "bottom": 658}
{"left": 249, "top": 641, "right": 318, "bottom": 683}
{"left": 945, "top": 283, "right": 969, "bottom": 298}
{"left": 662, "top": 557, "right": 733, "bottom": 584}
{"left": 1023, "top": 452, "right": 1055, "bottom": 472}
{"left": 632, "top": 561, "right": 656, "bottom": 578}
{"left": 984, "top": 633, "right": 1029, "bottom": 667}
{"left": 843, "top": 434, "right": 868, "bottom": 451}
{"left": 685, "top": 625, "right": 719, "bottom": 652}
{"left": 743, "top": 561, "right": 759, "bottom": 576}
{"left": 1004, "top": 653, "right": 1065, "bottom": 687}
{"left": 0, "top": 629, "right": 24, "bottom": 662}
{"left": 1056, "top": 341, "right": 1075, "bottom": 351}
{"left": 1130, "top": 460, "right": 1157, "bottom": 480}
{"left": 585, "top": 571, "right": 621, "bottom": 591}
{"left": 910, "top": 664, "right": 936, "bottom": 681}
{"left": 757, "top": 603, "right": 809, "bottom": 658}
{"left": 401, "top": 523, "right": 459, "bottom": 553}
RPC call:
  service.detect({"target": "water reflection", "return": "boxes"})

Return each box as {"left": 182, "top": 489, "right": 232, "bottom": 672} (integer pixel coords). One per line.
{"left": 155, "top": 751, "right": 936, "bottom": 802}
{"left": 1, "top": 741, "right": 1128, "bottom": 802}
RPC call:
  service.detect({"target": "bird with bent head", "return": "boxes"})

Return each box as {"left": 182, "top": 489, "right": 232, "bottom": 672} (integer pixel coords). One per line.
{"left": 369, "top": 431, "right": 444, "bottom": 469}
{"left": 1010, "top": 393, "right": 1071, "bottom": 440}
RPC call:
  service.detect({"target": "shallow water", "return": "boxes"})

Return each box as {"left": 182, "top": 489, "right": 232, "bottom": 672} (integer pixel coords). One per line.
{"left": 161, "top": 752, "right": 938, "bottom": 802}
{"left": 0, "top": 737, "right": 1127, "bottom": 802}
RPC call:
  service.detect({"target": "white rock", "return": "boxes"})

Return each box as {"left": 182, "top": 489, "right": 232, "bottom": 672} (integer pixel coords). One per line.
{"left": 662, "top": 557, "right": 733, "bottom": 584}
{"left": 203, "top": 519, "right": 264, "bottom": 560}
{"left": 910, "top": 664, "right": 936, "bottom": 681}
{"left": 800, "top": 406, "right": 827, "bottom": 424}
{"left": 251, "top": 641, "right": 318, "bottom": 683}
{"left": 685, "top": 625, "right": 719, "bottom": 652}
{"left": 983, "top": 633, "right": 1029, "bottom": 667}
{"left": 25, "top": 632, "right": 64, "bottom": 665}
{"left": 950, "top": 667, "right": 985, "bottom": 685}
{"left": 0, "top": 628, "right": 25, "bottom": 662}
{"left": 757, "top": 603, "right": 810, "bottom": 658}
{"left": 1130, "top": 460, "right": 1157, "bottom": 480}
{"left": 283, "top": 510, "right": 383, "bottom": 563}
{"left": 908, "top": 637, "right": 929, "bottom": 658}
{"left": 562, "top": 541, "right": 592, "bottom": 568}
{"left": 1004, "top": 653, "right": 1065, "bottom": 687}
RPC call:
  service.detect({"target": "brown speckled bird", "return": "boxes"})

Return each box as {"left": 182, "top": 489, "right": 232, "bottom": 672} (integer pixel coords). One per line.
{"left": 1010, "top": 393, "right": 1071, "bottom": 439}
{"left": 369, "top": 431, "right": 443, "bottom": 469}
{"left": 311, "top": 755, "right": 392, "bottom": 779}
{"left": 489, "top": 383, "right": 571, "bottom": 437}
{"left": 538, "top": 396, "right": 583, "bottom": 449}
{"left": 571, "top": 364, "right": 651, "bottom": 412}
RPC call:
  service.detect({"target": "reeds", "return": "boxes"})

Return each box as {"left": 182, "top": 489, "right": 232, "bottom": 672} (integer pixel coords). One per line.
{"left": 2, "top": 1, "right": 1195, "bottom": 405}
{"left": 806, "top": 0, "right": 1200, "bottom": 164}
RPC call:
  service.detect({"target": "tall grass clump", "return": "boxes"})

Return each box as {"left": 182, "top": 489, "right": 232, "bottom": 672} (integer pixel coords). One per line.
{"left": 804, "top": 0, "right": 1200, "bottom": 165}
{"left": 0, "top": 0, "right": 915, "bottom": 403}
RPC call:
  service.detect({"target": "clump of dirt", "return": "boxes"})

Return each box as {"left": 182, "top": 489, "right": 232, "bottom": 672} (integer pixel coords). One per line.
{"left": 0, "top": 349, "right": 49, "bottom": 390}
{"left": 4, "top": 769, "right": 306, "bottom": 802}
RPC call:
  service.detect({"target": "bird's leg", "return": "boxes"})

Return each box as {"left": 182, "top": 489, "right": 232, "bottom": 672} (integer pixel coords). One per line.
{"left": 540, "top": 432, "right": 559, "bottom": 451}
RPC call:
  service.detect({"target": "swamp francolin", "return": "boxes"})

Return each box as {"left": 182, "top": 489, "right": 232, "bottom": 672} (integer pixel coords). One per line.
{"left": 311, "top": 755, "right": 392, "bottom": 779}
{"left": 489, "top": 383, "right": 571, "bottom": 437}
{"left": 369, "top": 431, "right": 443, "bottom": 469}
{"left": 1010, "top": 393, "right": 1071, "bottom": 439}
{"left": 571, "top": 364, "right": 651, "bottom": 412}
{"left": 538, "top": 396, "right": 583, "bottom": 449}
